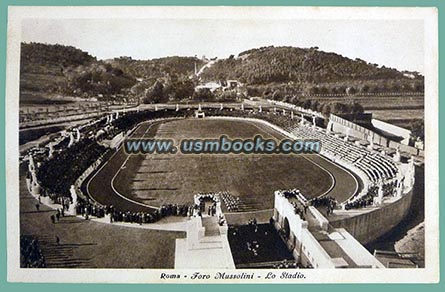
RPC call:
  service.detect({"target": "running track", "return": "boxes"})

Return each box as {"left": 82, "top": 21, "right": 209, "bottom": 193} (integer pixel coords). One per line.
{"left": 84, "top": 118, "right": 361, "bottom": 213}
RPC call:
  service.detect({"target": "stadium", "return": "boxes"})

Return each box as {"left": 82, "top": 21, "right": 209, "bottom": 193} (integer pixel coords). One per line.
{"left": 20, "top": 101, "right": 422, "bottom": 269}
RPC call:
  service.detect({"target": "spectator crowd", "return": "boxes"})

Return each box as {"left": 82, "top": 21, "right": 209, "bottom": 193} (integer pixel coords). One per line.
{"left": 74, "top": 197, "right": 194, "bottom": 224}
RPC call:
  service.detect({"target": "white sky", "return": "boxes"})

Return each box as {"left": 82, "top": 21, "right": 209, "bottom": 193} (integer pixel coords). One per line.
{"left": 21, "top": 18, "right": 424, "bottom": 74}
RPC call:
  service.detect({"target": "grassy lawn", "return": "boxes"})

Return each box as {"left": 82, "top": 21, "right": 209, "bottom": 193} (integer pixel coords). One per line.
{"left": 115, "top": 119, "right": 333, "bottom": 209}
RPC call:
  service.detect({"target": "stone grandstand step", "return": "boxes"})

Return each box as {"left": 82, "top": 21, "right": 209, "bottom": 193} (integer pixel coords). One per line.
{"left": 238, "top": 205, "right": 258, "bottom": 211}
{"left": 200, "top": 236, "right": 224, "bottom": 243}
{"left": 193, "top": 238, "right": 223, "bottom": 250}
{"left": 35, "top": 235, "right": 93, "bottom": 268}
{"left": 293, "top": 124, "right": 399, "bottom": 184}
{"left": 193, "top": 235, "right": 223, "bottom": 250}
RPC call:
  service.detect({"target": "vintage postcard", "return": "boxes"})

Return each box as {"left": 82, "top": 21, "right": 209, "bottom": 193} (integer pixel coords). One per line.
{"left": 5, "top": 6, "right": 439, "bottom": 283}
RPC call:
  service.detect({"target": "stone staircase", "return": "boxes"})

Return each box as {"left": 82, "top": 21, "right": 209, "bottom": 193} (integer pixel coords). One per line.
{"left": 36, "top": 234, "right": 93, "bottom": 268}
{"left": 202, "top": 216, "right": 220, "bottom": 237}
{"left": 175, "top": 215, "right": 235, "bottom": 268}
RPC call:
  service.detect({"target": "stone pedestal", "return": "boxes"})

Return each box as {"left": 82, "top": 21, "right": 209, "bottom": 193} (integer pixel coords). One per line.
{"left": 69, "top": 185, "right": 78, "bottom": 215}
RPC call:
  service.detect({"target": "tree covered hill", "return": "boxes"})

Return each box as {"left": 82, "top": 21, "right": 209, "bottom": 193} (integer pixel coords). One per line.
{"left": 19, "top": 42, "right": 424, "bottom": 104}
{"left": 20, "top": 42, "right": 205, "bottom": 102}
{"left": 20, "top": 42, "right": 136, "bottom": 98}
{"left": 200, "top": 46, "right": 424, "bottom": 95}
{"left": 107, "top": 56, "right": 205, "bottom": 80}
{"left": 21, "top": 42, "right": 96, "bottom": 73}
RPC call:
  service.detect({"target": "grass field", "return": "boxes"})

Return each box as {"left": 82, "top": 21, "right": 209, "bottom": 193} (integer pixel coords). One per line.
{"left": 312, "top": 95, "right": 424, "bottom": 109}
{"left": 367, "top": 109, "right": 424, "bottom": 128}
{"left": 96, "top": 118, "right": 358, "bottom": 211}
{"left": 114, "top": 119, "right": 333, "bottom": 209}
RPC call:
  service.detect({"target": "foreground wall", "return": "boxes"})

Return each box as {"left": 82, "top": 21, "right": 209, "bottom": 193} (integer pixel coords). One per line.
{"left": 273, "top": 193, "right": 336, "bottom": 268}
{"left": 331, "top": 188, "right": 414, "bottom": 245}
{"left": 273, "top": 192, "right": 384, "bottom": 268}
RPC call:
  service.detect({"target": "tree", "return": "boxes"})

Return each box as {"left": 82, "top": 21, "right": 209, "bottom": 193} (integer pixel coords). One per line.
{"left": 310, "top": 100, "right": 320, "bottom": 111}
{"left": 349, "top": 102, "right": 364, "bottom": 115}
{"left": 309, "top": 86, "right": 319, "bottom": 95}
{"left": 168, "top": 80, "right": 195, "bottom": 100}
{"left": 192, "top": 88, "right": 215, "bottom": 101}
{"left": 272, "top": 90, "right": 283, "bottom": 101}
{"left": 361, "top": 85, "right": 370, "bottom": 93}
{"left": 410, "top": 120, "right": 424, "bottom": 141}
{"left": 319, "top": 86, "right": 329, "bottom": 94}
{"left": 330, "top": 102, "right": 346, "bottom": 114}
{"left": 143, "top": 80, "right": 165, "bottom": 103}
{"left": 218, "top": 90, "right": 238, "bottom": 101}
{"left": 346, "top": 86, "right": 357, "bottom": 96}
{"left": 321, "top": 104, "right": 332, "bottom": 116}
{"left": 288, "top": 95, "right": 299, "bottom": 105}
{"left": 302, "top": 99, "right": 312, "bottom": 109}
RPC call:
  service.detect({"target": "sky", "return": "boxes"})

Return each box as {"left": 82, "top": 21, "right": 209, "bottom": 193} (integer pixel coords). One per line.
{"left": 21, "top": 18, "right": 424, "bottom": 74}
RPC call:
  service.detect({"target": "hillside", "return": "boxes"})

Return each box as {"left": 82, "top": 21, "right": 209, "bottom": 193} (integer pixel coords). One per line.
{"left": 20, "top": 43, "right": 424, "bottom": 105}
{"left": 20, "top": 43, "right": 96, "bottom": 99}
{"left": 106, "top": 56, "right": 204, "bottom": 98}
{"left": 20, "top": 42, "right": 206, "bottom": 103}
{"left": 20, "top": 43, "right": 140, "bottom": 102}
{"left": 200, "top": 46, "right": 424, "bottom": 96}
{"left": 21, "top": 42, "right": 96, "bottom": 73}
{"left": 107, "top": 56, "right": 204, "bottom": 80}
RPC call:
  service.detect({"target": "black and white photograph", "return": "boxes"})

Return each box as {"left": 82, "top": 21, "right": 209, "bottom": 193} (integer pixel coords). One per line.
{"left": 5, "top": 6, "right": 439, "bottom": 283}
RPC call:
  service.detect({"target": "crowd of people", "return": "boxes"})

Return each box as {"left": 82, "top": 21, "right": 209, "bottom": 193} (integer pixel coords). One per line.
{"left": 240, "top": 218, "right": 261, "bottom": 257}
{"left": 290, "top": 201, "right": 307, "bottom": 221}
{"left": 20, "top": 236, "right": 46, "bottom": 268}
{"left": 272, "top": 259, "right": 301, "bottom": 269}
{"left": 32, "top": 109, "right": 192, "bottom": 208}
{"left": 75, "top": 199, "right": 107, "bottom": 219}
{"left": 344, "top": 193, "right": 374, "bottom": 210}
{"left": 370, "top": 183, "right": 396, "bottom": 197}
{"left": 309, "top": 196, "right": 336, "bottom": 208}
{"left": 108, "top": 204, "right": 192, "bottom": 224}
{"left": 29, "top": 110, "right": 192, "bottom": 224}
{"left": 220, "top": 191, "right": 242, "bottom": 212}
{"left": 34, "top": 187, "right": 73, "bottom": 211}
{"left": 281, "top": 189, "right": 300, "bottom": 199}
{"left": 344, "top": 182, "right": 397, "bottom": 210}
{"left": 276, "top": 189, "right": 309, "bottom": 220}
{"left": 74, "top": 196, "right": 194, "bottom": 224}
{"left": 310, "top": 196, "right": 337, "bottom": 216}
{"left": 111, "top": 109, "right": 191, "bottom": 133}
{"left": 36, "top": 137, "right": 107, "bottom": 200}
